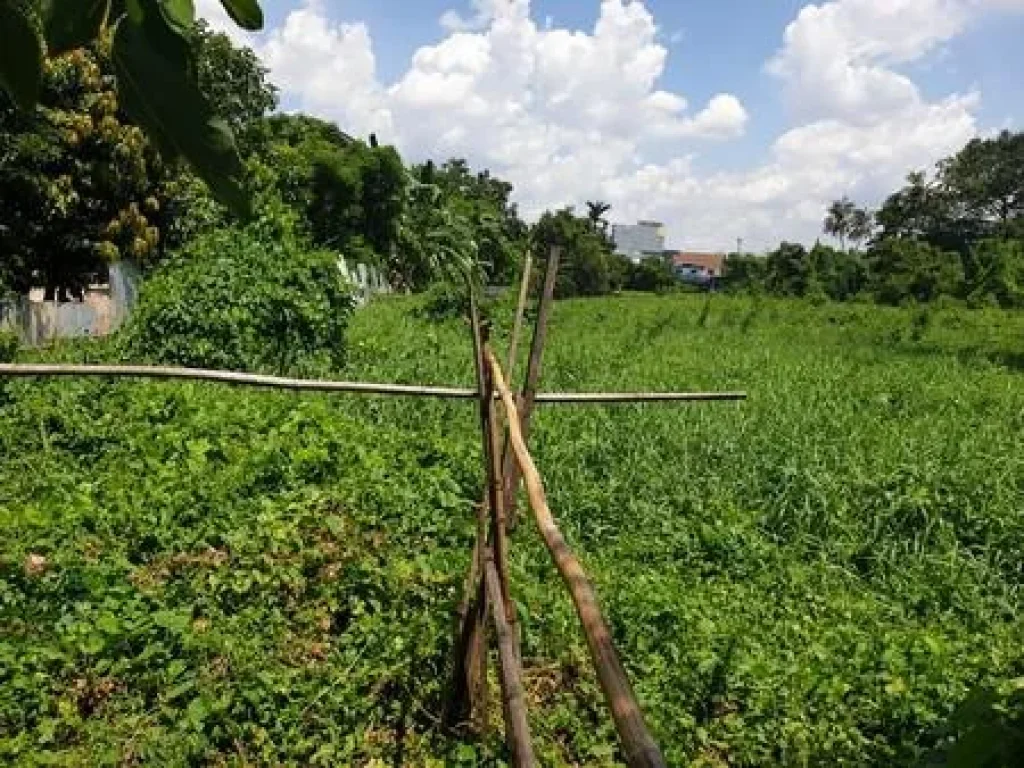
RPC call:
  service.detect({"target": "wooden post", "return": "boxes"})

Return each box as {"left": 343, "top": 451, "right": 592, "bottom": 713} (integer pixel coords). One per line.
{"left": 488, "top": 349, "right": 667, "bottom": 768}
{"left": 505, "top": 249, "right": 534, "bottom": 386}
{"left": 443, "top": 291, "right": 492, "bottom": 729}
{"left": 503, "top": 246, "right": 560, "bottom": 528}
{"left": 484, "top": 556, "right": 536, "bottom": 767}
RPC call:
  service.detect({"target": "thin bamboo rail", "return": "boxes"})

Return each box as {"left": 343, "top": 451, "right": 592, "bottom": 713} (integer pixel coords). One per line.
{"left": 486, "top": 348, "right": 667, "bottom": 768}
{"left": 0, "top": 364, "right": 746, "bottom": 404}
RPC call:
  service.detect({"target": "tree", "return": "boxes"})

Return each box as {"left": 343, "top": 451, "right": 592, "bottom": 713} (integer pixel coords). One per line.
{"left": 849, "top": 207, "right": 874, "bottom": 250}
{"left": 0, "top": 0, "right": 265, "bottom": 214}
{"left": 869, "top": 237, "right": 964, "bottom": 304}
{"left": 824, "top": 197, "right": 856, "bottom": 250}
{"left": 194, "top": 21, "right": 277, "bottom": 153}
{"left": 825, "top": 197, "right": 875, "bottom": 251}
{"left": 0, "top": 23, "right": 277, "bottom": 299}
{"left": 809, "top": 243, "right": 867, "bottom": 301}
{"left": 627, "top": 257, "right": 676, "bottom": 293}
{"left": 766, "top": 242, "right": 813, "bottom": 296}
{"left": 965, "top": 238, "right": 1024, "bottom": 308}
{"left": 586, "top": 200, "right": 612, "bottom": 234}
{"left": 721, "top": 253, "right": 767, "bottom": 293}
{"left": 0, "top": 44, "right": 167, "bottom": 299}
{"left": 408, "top": 158, "right": 527, "bottom": 285}
{"left": 939, "top": 130, "right": 1024, "bottom": 236}
{"left": 532, "top": 208, "right": 614, "bottom": 298}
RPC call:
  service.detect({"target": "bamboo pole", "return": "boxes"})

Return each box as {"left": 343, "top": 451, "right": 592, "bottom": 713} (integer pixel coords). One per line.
{"left": 444, "top": 294, "right": 492, "bottom": 729}
{"left": 505, "top": 249, "right": 534, "bottom": 385}
{"left": 487, "top": 348, "right": 667, "bottom": 768}
{"left": 484, "top": 556, "right": 536, "bottom": 767}
{"left": 0, "top": 364, "right": 483, "bottom": 397}
{"left": 0, "top": 364, "right": 746, "bottom": 404}
{"left": 503, "top": 246, "right": 560, "bottom": 527}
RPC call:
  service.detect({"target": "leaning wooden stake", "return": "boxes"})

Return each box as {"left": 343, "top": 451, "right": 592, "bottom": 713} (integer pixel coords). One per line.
{"left": 488, "top": 348, "right": 667, "bottom": 768}
{"left": 503, "top": 246, "right": 560, "bottom": 527}
{"left": 484, "top": 555, "right": 536, "bottom": 767}
{"left": 444, "top": 293, "right": 492, "bottom": 729}
{"left": 505, "top": 248, "right": 534, "bottom": 384}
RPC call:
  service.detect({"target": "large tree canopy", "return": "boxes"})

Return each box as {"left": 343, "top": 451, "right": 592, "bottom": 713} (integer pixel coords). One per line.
{"left": 0, "top": 23, "right": 276, "bottom": 300}
{"left": 0, "top": 0, "right": 265, "bottom": 214}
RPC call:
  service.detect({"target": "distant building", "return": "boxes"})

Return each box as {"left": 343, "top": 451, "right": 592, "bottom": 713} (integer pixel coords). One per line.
{"left": 611, "top": 220, "right": 666, "bottom": 262}
{"left": 668, "top": 251, "right": 726, "bottom": 287}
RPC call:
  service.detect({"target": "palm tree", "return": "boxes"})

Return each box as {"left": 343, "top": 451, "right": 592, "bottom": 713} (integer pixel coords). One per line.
{"left": 586, "top": 200, "right": 612, "bottom": 234}
{"left": 848, "top": 207, "right": 874, "bottom": 250}
{"left": 824, "top": 197, "right": 856, "bottom": 250}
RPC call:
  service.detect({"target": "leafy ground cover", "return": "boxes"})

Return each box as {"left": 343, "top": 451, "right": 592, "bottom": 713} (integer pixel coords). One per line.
{"left": 2, "top": 294, "right": 1023, "bottom": 765}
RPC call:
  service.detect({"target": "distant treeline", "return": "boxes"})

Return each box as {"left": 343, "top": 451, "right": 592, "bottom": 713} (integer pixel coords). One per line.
{"left": 723, "top": 131, "right": 1024, "bottom": 308}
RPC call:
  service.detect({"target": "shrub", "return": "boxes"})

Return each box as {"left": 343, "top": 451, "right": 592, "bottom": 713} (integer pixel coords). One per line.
{"left": 966, "top": 238, "right": 1024, "bottom": 308}
{"left": 628, "top": 257, "right": 677, "bottom": 293}
{"left": 0, "top": 330, "right": 18, "bottom": 363}
{"left": 119, "top": 228, "right": 354, "bottom": 375}
{"left": 869, "top": 237, "right": 965, "bottom": 305}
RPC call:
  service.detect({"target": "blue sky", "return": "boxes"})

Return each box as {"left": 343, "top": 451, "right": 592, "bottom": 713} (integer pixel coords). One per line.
{"left": 201, "top": 0, "right": 1024, "bottom": 250}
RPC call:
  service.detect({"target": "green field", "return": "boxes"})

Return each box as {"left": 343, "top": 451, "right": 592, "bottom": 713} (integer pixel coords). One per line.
{"left": 2, "top": 294, "right": 1023, "bottom": 765}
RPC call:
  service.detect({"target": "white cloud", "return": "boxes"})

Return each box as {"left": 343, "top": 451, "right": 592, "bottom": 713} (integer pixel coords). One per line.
{"left": 197, "top": 0, "right": 1022, "bottom": 250}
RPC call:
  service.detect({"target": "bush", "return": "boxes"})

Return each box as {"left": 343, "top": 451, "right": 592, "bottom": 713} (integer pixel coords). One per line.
{"left": 119, "top": 228, "right": 355, "bottom": 375}
{"left": 628, "top": 257, "right": 677, "bottom": 293}
{"left": 966, "top": 238, "right": 1024, "bottom": 308}
{"left": 869, "top": 237, "right": 965, "bottom": 305}
{"left": 0, "top": 330, "right": 18, "bottom": 363}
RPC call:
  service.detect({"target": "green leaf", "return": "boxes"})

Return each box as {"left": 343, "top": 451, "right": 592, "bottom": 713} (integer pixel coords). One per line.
{"left": 218, "top": 0, "right": 262, "bottom": 30}
{"left": 112, "top": 11, "right": 251, "bottom": 217}
{"left": 41, "top": 0, "right": 110, "bottom": 55}
{"left": 0, "top": 0, "right": 44, "bottom": 111}
{"left": 157, "top": 0, "right": 194, "bottom": 35}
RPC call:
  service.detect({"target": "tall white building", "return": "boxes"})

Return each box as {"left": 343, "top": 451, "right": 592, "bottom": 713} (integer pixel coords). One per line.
{"left": 611, "top": 220, "right": 666, "bottom": 262}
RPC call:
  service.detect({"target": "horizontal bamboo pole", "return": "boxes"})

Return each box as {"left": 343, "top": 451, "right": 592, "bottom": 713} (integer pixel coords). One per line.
{"left": 535, "top": 391, "right": 745, "bottom": 403}
{"left": 0, "top": 364, "right": 745, "bottom": 404}
{"left": 485, "top": 349, "right": 667, "bottom": 768}
{"left": 484, "top": 556, "right": 536, "bottom": 767}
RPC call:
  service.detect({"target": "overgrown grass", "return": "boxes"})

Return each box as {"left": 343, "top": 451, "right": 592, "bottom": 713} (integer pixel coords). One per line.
{"left": 2, "top": 294, "right": 1022, "bottom": 765}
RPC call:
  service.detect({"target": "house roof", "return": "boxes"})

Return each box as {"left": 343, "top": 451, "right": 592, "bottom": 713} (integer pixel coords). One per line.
{"left": 669, "top": 251, "right": 726, "bottom": 273}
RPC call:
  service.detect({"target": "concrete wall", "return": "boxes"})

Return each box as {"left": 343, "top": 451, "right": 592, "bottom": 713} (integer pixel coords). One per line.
{"left": 338, "top": 258, "right": 392, "bottom": 306}
{"left": 0, "top": 262, "right": 142, "bottom": 347}
{"left": 1, "top": 257, "right": 391, "bottom": 346}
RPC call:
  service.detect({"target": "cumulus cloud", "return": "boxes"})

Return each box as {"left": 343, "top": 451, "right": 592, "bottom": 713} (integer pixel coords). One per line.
{"left": 195, "top": 0, "right": 1023, "bottom": 250}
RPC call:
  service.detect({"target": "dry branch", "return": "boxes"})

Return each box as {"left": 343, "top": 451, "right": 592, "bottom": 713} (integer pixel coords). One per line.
{"left": 487, "top": 348, "right": 667, "bottom": 768}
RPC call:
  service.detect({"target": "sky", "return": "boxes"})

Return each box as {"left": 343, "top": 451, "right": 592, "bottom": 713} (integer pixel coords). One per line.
{"left": 196, "top": 0, "right": 1024, "bottom": 251}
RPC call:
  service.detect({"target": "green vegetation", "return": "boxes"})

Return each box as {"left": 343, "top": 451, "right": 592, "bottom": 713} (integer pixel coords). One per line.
{"left": 0, "top": 0, "right": 264, "bottom": 214}
{"left": 726, "top": 131, "right": 1024, "bottom": 308}
{"left": 118, "top": 227, "right": 354, "bottom": 375}
{"left": 3, "top": 293, "right": 1022, "bottom": 765}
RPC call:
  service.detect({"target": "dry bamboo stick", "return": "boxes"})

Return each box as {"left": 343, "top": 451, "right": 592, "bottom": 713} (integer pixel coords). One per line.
{"left": 0, "top": 364, "right": 746, "bottom": 403}
{"left": 534, "top": 391, "right": 745, "bottom": 403}
{"left": 484, "top": 556, "right": 536, "bottom": 767}
{"left": 505, "top": 249, "right": 534, "bottom": 385}
{"left": 503, "top": 246, "right": 560, "bottom": 527}
{"left": 0, "top": 364, "right": 483, "bottom": 397}
{"left": 443, "top": 294, "right": 492, "bottom": 729}
{"left": 487, "top": 348, "right": 667, "bottom": 768}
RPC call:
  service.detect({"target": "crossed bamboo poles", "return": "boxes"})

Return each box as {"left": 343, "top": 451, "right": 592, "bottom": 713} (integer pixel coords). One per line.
{"left": 0, "top": 248, "right": 745, "bottom": 766}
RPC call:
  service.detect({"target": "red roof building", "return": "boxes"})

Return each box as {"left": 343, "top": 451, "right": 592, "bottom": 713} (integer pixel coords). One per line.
{"left": 669, "top": 251, "right": 726, "bottom": 277}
